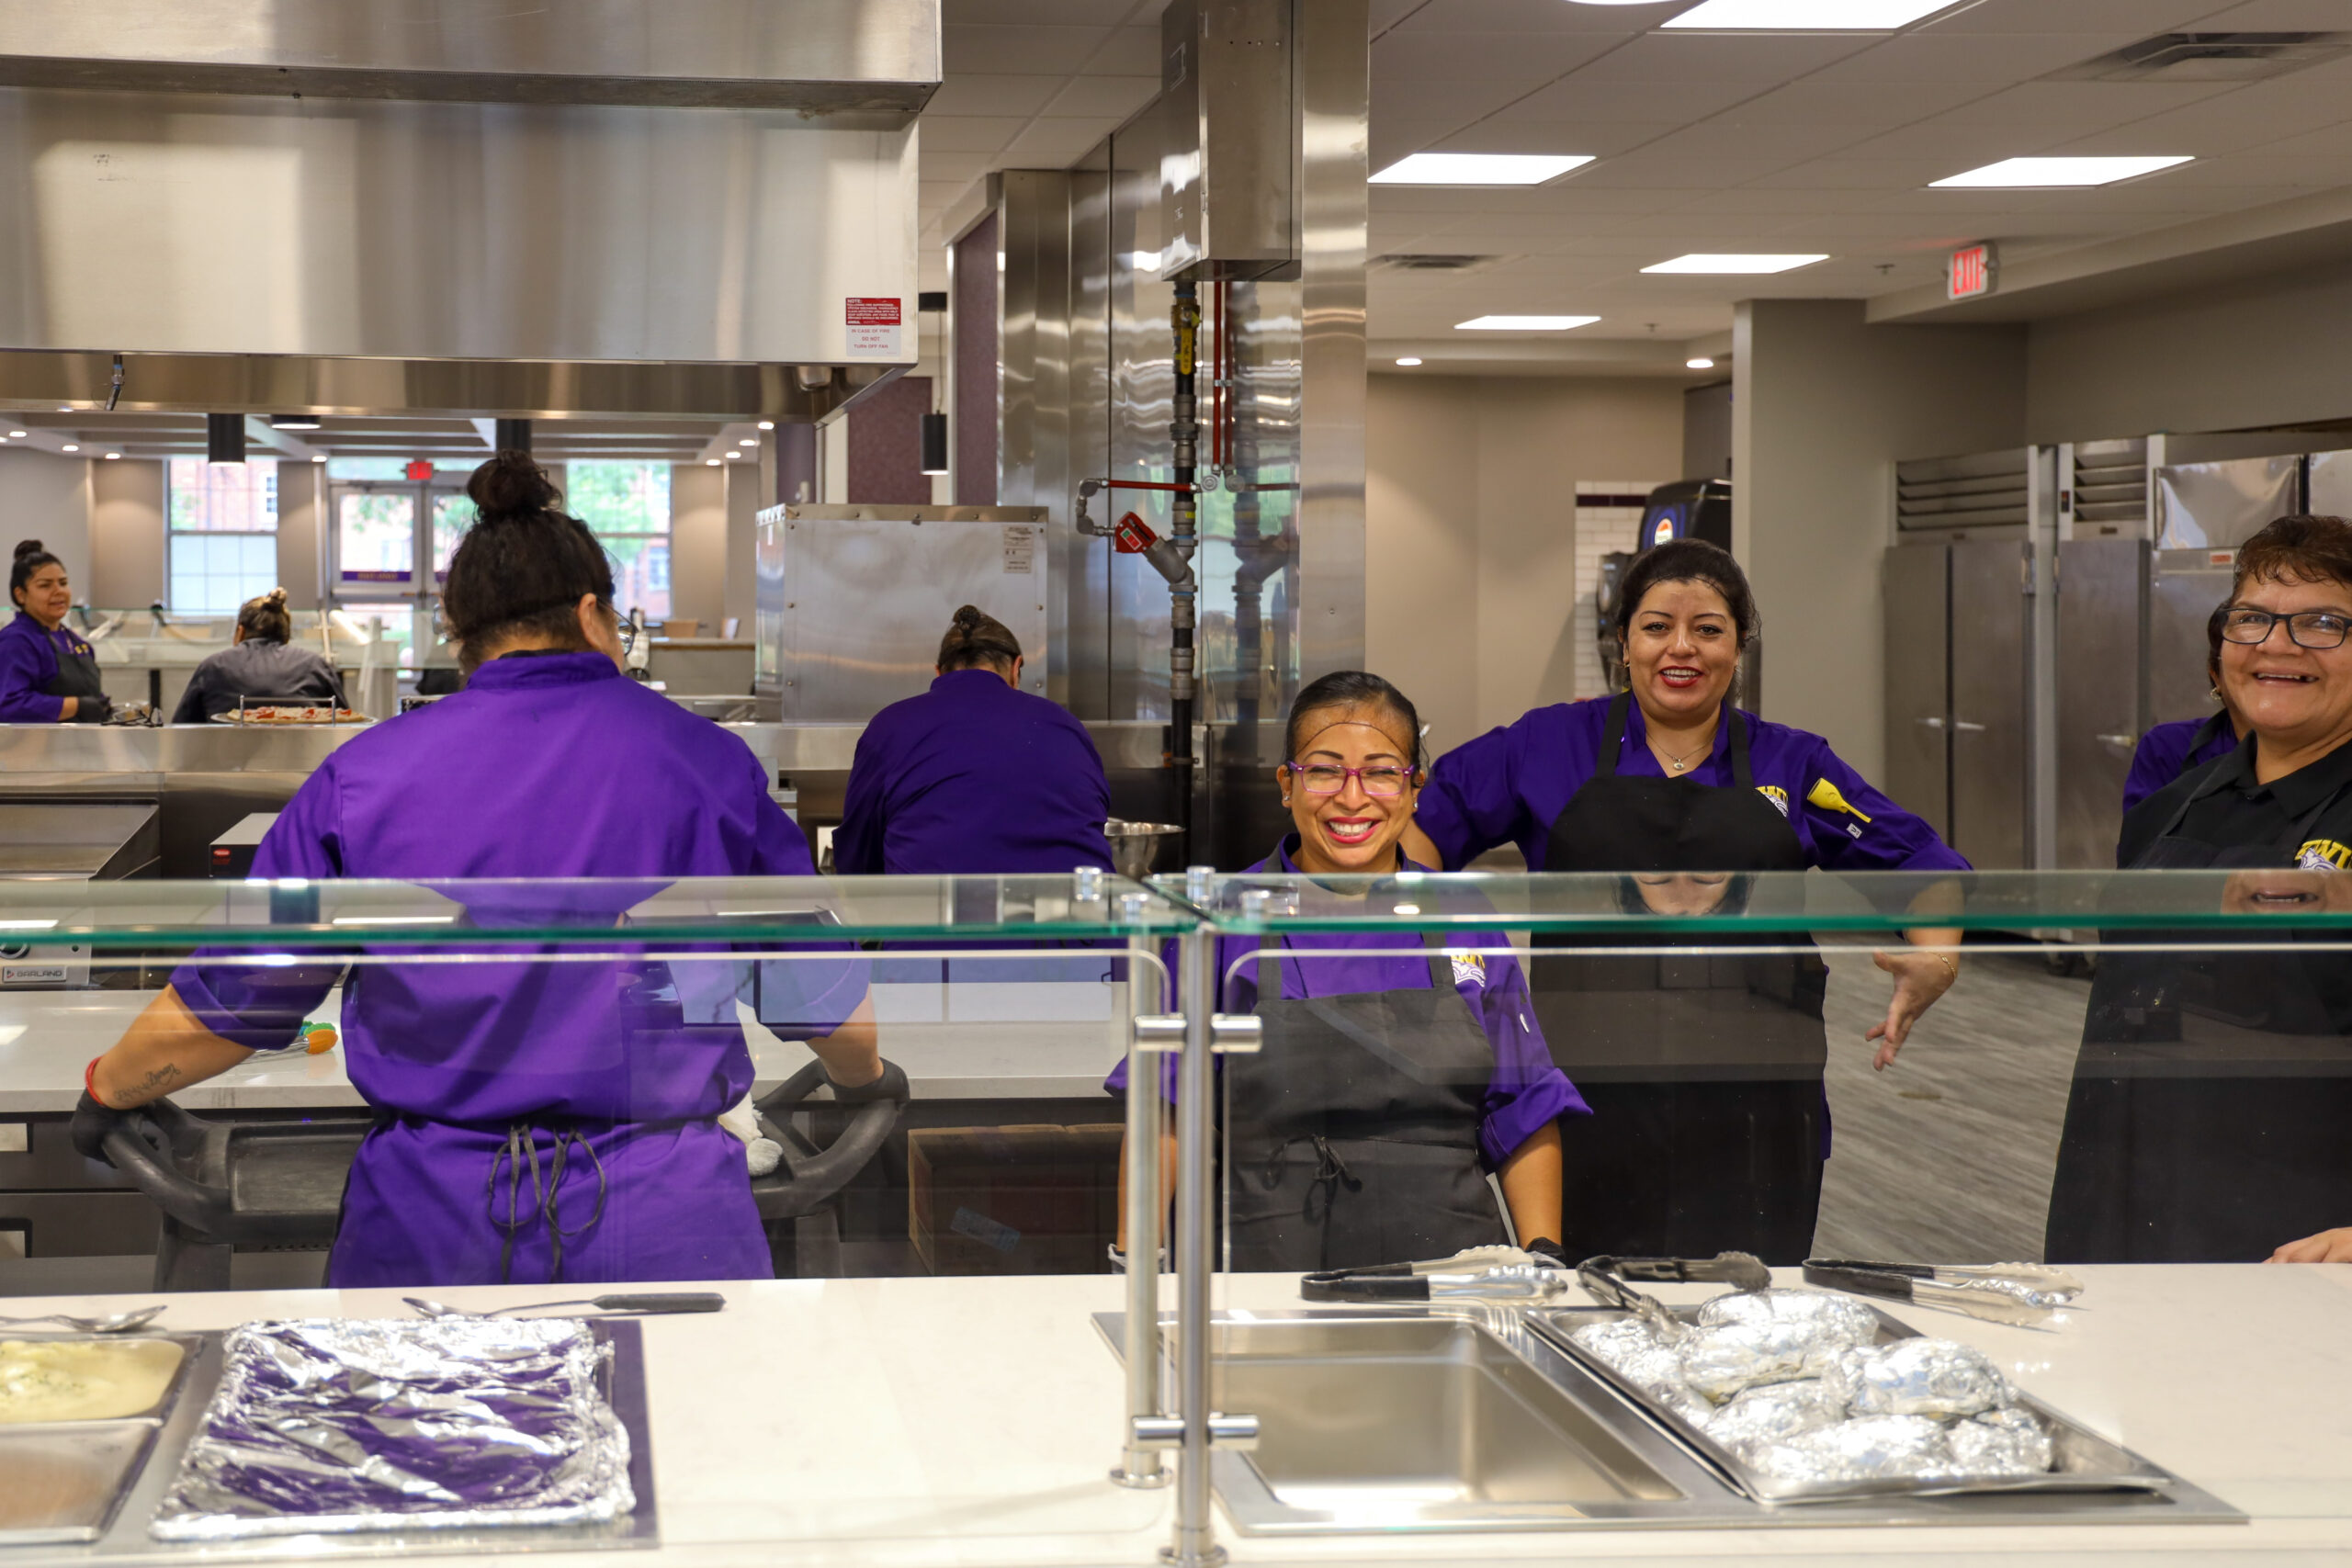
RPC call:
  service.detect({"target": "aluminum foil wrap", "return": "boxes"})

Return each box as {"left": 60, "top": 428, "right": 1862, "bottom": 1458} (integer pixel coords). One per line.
{"left": 1678, "top": 1315, "right": 1866, "bottom": 1402}
{"left": 1944, "top": 1406, "right": 2054, "bottom": 1477}
{"left": 150, "top": 1318, "right": 634, "bottom": 1541}
{"left": 1832, "top": 1337, "right": 2012, "bottom": 1419}
{"left": 1702, "top": 1377, "right": 1846, "bottom": 1450}
{"left": 1568, "top": 1318, "right": 1714, "bottom": 1429}
{"left": 1695, "top": 1288, "right": 1883, "bottom": 1347}
{"left": 1743, "top": 1414, "right": 1951, "bottom": 1485}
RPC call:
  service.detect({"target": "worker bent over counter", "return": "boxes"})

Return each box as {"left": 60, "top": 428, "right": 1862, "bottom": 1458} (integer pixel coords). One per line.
{"left": 1408, "top": 540, "right": 1968, "bottom": 1266}
{"left": 71, "top": 452, "right": 884, "bottom": 1289}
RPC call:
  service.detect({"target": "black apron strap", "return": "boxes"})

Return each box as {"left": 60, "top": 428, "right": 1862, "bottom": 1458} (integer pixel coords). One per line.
{"left": 1725, "top": 707, "right": 1756, "bottom": 791}
{"left": 1596, "top": 691, "right": 1631, "bottom": 779}
{"left": 2188, "top": 710, "right": 2231, "bottom": 759}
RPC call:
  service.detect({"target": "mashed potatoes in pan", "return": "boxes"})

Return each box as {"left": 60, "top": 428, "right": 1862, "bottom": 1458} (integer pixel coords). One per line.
{"left": 0, "top": 1338, "right": 183, "bottom": 1424}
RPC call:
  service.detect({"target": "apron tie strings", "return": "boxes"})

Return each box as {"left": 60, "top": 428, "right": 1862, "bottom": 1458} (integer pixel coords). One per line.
{"left": 1256, "top": 1134, "right": 1363, "bottom": 1223}
{"left": 486, "top": 1122, "right": 611, "bottom": 1285}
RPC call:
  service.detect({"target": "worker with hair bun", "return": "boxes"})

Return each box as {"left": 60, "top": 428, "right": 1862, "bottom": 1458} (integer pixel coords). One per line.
{"left": 168, "top": 586, "right": 347, "bottom": 723}
{"left": 0, "top": 539, "right": 108, "bottom": 723}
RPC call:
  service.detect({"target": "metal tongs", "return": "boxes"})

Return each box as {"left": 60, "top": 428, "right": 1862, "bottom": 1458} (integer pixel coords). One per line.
{"left": 1801, "top": 1258, "right": 2082, "bottom": 1326}
{"left": 1574, "top": 1252, "right": 1772, "bottom": 1340}
{"left": 1302, "top": 1248, "right": 1574, "bottom": 1303}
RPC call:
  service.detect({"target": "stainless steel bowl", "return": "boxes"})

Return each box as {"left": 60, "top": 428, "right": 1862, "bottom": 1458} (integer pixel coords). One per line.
{"left": 1104, "top": 819, "right": 1182, "bottom": 880}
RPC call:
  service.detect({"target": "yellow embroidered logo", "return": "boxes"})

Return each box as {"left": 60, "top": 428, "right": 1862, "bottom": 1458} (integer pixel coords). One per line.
{"left": 1805, "top": 778, "right": 1873, "bottom": 823}
{"left": 2296, "top": 839, "right": 2350, "bottom": 872}
{"left": 1448, "top": 952, "right": 1487, "bottom": 988}
{"left": 1757, "top": 784, "right": 1791, "bottom": 818}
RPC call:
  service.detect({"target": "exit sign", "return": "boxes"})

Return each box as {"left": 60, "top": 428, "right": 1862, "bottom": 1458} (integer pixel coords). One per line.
{"left": 1948, "top": 242, "right": 1997, "bottom": 300}
{"left": 404, "top": 458, "right": 435, "bottom": 482}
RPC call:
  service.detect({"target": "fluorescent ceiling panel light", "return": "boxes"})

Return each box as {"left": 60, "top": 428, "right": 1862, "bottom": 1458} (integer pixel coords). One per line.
{"left": 104, "top": 452, "right": 119, "bottom": 459}
{"left": 1455, "top": 315, "right": 1599, "bottom": 331}
{"left": 6, "top": 430, "right": 23, "bottom": 439}
{"left": 1663, "top": 0, "right": 1954, "bottom": 27}
{"left": 1395, "top": 356, "right": 1423, "bottom": 367}
{"left": 61, "top": 444, "right": 78, "bottom": 452}
{"left": 705, "top": 457, "right": 721, "bottom": 466}
{"left": 1687, "top": 357, "right": 1716, "bottom": 369}
{"left": 756, "top": 420, "right": 775, "bottom": 431}
{"left": 1645, "top": 253, "right": 1827, "bottom": 274}
{"left": 1371, "top": 152, "right": 1593, "bottom": 186}
{"left": 1930, "top": 155, "right": 2193, "bottom": 187}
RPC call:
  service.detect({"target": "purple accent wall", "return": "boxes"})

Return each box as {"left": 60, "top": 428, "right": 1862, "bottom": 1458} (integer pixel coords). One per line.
{"left": 954, "top": 213, "right": 998, "bottom": 505}
{"left": 845, "top": 375, "right": 933, "bottom": 505}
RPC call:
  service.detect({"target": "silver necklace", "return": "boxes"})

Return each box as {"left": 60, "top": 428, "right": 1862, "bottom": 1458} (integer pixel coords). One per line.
{"left": 1655, "top": 738, "right": 1705, "bottom": 773}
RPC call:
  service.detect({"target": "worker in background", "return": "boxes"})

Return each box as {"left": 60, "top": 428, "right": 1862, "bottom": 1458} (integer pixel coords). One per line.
{"left": 2052, "top": 513, "right": 2352, "bottom": 1265}
{"left": 2120, "top": 603, "right": 2245, "bottom": 813}
{"left": 73, "top": 451, "right": 892, "bottom": 1287}
{"left": 1405, "top": 539, "right": 1967, "bottom": 1265}
{"left": 836, "top": 604, "right": 1114, "bottom": 876}
{"left": 169, "top": 587, "right": 347, "bottom": 724}
{"left": 1112, "top": 671, "right": 1586, "bottom": 1270}
{"left": 0, "top": 540, "right": 109, "bottom": 723}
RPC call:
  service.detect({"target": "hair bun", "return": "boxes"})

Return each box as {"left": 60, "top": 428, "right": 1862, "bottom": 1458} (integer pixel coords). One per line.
{"left": 951, "top": 604, "right": 984, "bottom": 632}
{"left": 13, "top": 540, "right": 43, "bottom": 561}
{"left": 466, "top": 451, "right": 561, "bottom": 520}
{"left": 266, "top": 586, "right": 288, "bottom": 604}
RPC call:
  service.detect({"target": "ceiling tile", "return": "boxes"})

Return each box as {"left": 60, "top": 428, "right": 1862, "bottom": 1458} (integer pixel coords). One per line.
{"left": 1921, "top": 0, "right": 2234, "bottom": 32}
{"left": 1497, "top": 76, "right": 1758, "bottom": 124}
{"left": 1372, "top": 30, "right": 1622, "bottom": 86}
{"left": 1386, "top": 0, "right": 1673, "bottom": 35}
{"left": 1728, "top": 77, "right": 1992, "bottom": 125}
{"left": 917, "top": 151, "right": 999, "bottom": 184}
{"left": 922, "top": 74, "right": 1066, "bottom": 118}
{"left": 1430, "top": 121, "right": 1677, "bottom": 158}
{"left": 1092, "top": 26, "right": 1163, "bottom": 75}
{"left": 1004, "top": 118, "right": 1125, "bottom": 158}
{"left": 1573, "top": 30, "right": 1877, "bottom": 84}
{"left": 1742, "top": 155, "right": 1968, "bottom": 189}
{"left": 1373, "top": 77, "right": 1528, "bottom": 123}
{"left": 916, "top": 116, "right": 1027, "bottom": 153}
{"left": 941, "top": 0, "right": 1146, "bottom": 24}
{"left": 1043, "top": 73, "right": 1160, "bottom": 117}
{"left": 942, "top": 25, "right": 1112, "bottom": 75}
{"left": 1634, "top": 119, "right": 1882, "bottom": 164}
{"left": 1808, "top": 31, "right": 2143, "bottom": 84}
{"left": 2191, "top": 0, "right": 2352, "bottom": 22}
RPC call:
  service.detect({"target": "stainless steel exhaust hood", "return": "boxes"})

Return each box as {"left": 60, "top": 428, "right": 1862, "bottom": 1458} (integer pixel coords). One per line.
{"left": 0, "top": 0, "right": 935, "bottom": 418}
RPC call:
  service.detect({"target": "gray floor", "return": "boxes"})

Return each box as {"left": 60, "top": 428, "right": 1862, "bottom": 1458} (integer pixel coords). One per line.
{"left": 1815, "top": 944, "right": 2089, "bottom": 1265}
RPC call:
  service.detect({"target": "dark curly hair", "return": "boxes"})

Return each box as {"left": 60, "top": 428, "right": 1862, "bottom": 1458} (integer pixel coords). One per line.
{"left": 441, "top": 452, "right": 616, "bottom": 671}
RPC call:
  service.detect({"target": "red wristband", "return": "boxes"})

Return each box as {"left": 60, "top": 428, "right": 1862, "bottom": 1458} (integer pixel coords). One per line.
{"left": 84, "top": 1055, "right": 112, "bottom": 1110}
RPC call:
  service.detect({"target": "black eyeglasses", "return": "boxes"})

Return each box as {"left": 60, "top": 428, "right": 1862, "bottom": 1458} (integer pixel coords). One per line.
{"left": 2222, "top": 606, "right": 2352, "bottom": 650}
{"left": 616, "top": 615, "right": 638, "bottom": 656}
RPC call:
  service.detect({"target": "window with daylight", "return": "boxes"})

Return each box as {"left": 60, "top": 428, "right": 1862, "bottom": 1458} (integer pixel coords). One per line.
{"left": 567, "top": 461, "right": 672, "bottom": 620}
{"left": 167, "top": 458, "right": 280, "bottom": 615}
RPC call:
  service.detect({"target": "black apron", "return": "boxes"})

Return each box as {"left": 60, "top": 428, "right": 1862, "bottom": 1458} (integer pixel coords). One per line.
{"left": 1226, "top": 933, "right": 1507, "bottom": 1271}
{"left": 1535, "top": 693, "right": 1828, "bottom": 1264}
{"left": 2046, "top": 755, "right": 2352, "bottom": 1262}
{"left": 39, "top": 626, "right": 105, "bottom": 718}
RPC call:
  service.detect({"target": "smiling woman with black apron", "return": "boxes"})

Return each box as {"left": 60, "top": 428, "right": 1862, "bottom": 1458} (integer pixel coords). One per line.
{"left": 1408, "top": 540, "right": 1967, "bottom": 1264}
{"left": 0, "top": 540, "right": 111, "bottom": 724}
{"left": 2049, "top": 514, "right": 2352, "bottom": 1267}
{"left": 1109, "top": 671, "right": 1588, "bottom": 1271}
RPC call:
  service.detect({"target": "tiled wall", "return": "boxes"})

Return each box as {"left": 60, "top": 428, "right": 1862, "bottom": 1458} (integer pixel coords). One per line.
{"left": 1572, "top": 481, "right": 1659, "bottom": 700}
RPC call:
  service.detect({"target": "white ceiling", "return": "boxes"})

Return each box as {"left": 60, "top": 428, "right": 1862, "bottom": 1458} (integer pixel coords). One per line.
{"left": 922, "top": 0, "right": 2352, "bottom": 372}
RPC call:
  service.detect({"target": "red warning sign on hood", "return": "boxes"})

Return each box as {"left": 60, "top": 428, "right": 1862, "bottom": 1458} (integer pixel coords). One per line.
{"left": 846, "top": 298, "right": 902, "bottom": 356}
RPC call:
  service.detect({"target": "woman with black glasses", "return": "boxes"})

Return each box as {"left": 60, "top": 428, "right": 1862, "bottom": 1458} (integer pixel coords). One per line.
{"left": 2051, "top": 513, "right": 2352, "bottom": 1264}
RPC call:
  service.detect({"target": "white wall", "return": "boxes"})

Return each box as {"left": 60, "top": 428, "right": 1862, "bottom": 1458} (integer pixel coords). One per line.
{"left": 2026, "top": 257, "right": 2352, "bottom": 444}
{"left": 0, "top": 450, "right": 90, "bottom": 610}
{"left": 277, "top": 459, "right": 324, "bottom": 608}
{"left": 89, "top": 458, "right": 165, "bottom": 608}
{"left": 1733, "top": 299, "right": 2027, "bottom": 783}
{"left": 1365, "top": 374, "right": 1685, "bottom": 758}
{"left": 668, "top": 462, "right": 726, "bottom": 632}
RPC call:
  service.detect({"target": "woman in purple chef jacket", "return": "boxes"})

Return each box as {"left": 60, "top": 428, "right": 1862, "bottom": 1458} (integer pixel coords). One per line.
{"left": 0, "top": 540, "right": 111, "bottom": 724}
{"left": 2121, "top": 604, "right": 2244, "bottom": 814}
{"left": 1404, "top": 539, "right": 1967, "bottom": 1265}
{"left": 835, "top": 604, "right": 1113, "bottom": 876}
{"left": 71, "top": 452, "right": 883, "bottom": 1287}
{"left": 1113, "top": 671, "right": 1588, "bottom": 1271}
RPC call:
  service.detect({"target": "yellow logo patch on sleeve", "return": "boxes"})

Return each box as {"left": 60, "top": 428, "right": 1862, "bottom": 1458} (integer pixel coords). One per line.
{"left": 2296, "top": 839, "right": 2350, "bottom": 872}
{"left": 1448, "top": 951, "right": 1487, "bottom": 988}
{"left": 1805, "top": 777, "right": 1874, "bottom": 823}
{"left": 1757, "top": 784, "right": 1791, "bottom": 818}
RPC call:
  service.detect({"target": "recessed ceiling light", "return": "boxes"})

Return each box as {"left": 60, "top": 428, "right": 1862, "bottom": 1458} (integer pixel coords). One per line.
{"left": 1395, "top": 356, "right": 1424, "bottom": 367}
{"left": 6, "top": 430, "right": 24, "bottom": 439}
{"left": 705, "top": 457, "right": 721, "bottom": 466}
{"left": 1662, "top": 0, "right": 1956, "bottom": 28}
{"left": 738, "top": 437, "right": 757, "bottom": 446}
{"left": 1930, "top": 155, "right": 2193, "bottom": 188}
{"left": 269, "top": 413, "right": 322, "bottom": 431}
{"left": 104, "top": 452, "right": 120, "bottom": 459}
{"left": 61, "top": 444, "right": 78, "bottom": 452}
{"left": 1456, "top": 315, "right": 1600, "bottom": 331}
{"left": 1371, "top": 152, "right": 1594, "bottom": 186}
{"left": 1687, "top": 357, "right": 1717, "bottom": 370}
{"left": 756, "top": 420, "right": 775, "bottom": 431}
{"left": 1645, "top": 254, "right": 1828, "bottom": 274}
{"left": 311, "top": 454, "right": 328, "bottom": 463}
{"left": 56, "top": 405, "right": 72, "bottom": 412}
{"left": 727, "top": 451, "right": 744, "bottom": 459}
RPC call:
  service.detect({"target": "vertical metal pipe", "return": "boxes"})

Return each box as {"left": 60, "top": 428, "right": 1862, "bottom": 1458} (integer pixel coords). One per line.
{"left": 1170, "top": 922, "right": 1223, "bottom": 1568}
{"left": 1114, "top": 932, "right": 1168, "bottom": 1488}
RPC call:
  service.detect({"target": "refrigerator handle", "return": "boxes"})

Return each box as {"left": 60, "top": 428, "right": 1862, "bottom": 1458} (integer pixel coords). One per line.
{"left": 1914, "top": 716, "right": 1947, "bottom": 729}
{"left": 1950, "top": 719, "right": 1988, "bottom": 734}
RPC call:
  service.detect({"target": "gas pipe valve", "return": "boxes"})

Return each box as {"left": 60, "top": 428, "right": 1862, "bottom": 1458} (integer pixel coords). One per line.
{"left": 1113, "top": 513, "right": 1192, "bottom": 588}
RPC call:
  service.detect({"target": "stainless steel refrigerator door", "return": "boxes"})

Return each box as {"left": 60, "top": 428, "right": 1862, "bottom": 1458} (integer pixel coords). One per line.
{"left": 2308, "top": 450, "right": 2352, "bottom": 517}
{"left": 1949, "top": 539, "right": 2030, "bottom": 870}
{"left": 2149, "top": 554, "right": 2236, "bottom": 726}
{"left": 2056, "top": 537, "right": 2147, "bottom": 870}
{"left": 2154, "top": 457, "right": 2300, "bottom": 550}
{"left": 1881, "top": 544, "right": 1951, "bottom": 845}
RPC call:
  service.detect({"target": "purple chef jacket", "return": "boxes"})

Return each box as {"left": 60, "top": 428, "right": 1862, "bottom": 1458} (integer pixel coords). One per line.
{"left": 2121, "top": 716, "right": 2240, "bottom": 814}
{"left": 1417, "top": 699, "right": 1969, "bottom": 875}
{"left": 837, "top": 668, "right": 1114, "bottom": 875}
{"left": 1106, "top": 839, "right": 1589, "bottom": 1170}
{"left": 170, "top": 651, "right": 865, "bottom": 1288}
{"left": 0, "top": 614, "right": 90, "bottom": 723}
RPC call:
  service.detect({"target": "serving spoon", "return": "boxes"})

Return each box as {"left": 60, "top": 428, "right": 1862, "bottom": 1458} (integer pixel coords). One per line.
{"left": 404, "top": 1292, "right": 725, "bottom": 1320}
{"left": 0, "top": 1305, "right": 168, "bottom": 1333}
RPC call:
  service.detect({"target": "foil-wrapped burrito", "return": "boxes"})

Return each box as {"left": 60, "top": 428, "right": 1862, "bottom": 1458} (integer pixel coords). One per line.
{"left": 1832, "top": 1337, "right": 2012, "bottom": 1419}
{"left": 1744, "top": 1414, "right": 1951, "bottom": 1484}
{"left": 1568, "top": 1317, "right": 1714, "bottom": 1428}
{"left": 1676, "top": 1292, "right": 1879, "bottom": 1402}
{"left": 1944, "top": 1406, "right": 2054, "bottom": 1476}
{"left": 150, "top": 1318, "right": 634, "bottom": 1541}
{"left": 1702, "top": 1377, "right": 1846, "bottom": 1450}
{"left": 1696, "top": 1288, "right": 1882, "bottom": 1346}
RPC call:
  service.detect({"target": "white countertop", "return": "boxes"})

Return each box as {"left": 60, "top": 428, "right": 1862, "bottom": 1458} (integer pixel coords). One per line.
{"left": 0, "top": 986, "right": 1126, "bottom": 1114}
{"left": 4, "top": 1266, "right": 2349, "bottom": 1567}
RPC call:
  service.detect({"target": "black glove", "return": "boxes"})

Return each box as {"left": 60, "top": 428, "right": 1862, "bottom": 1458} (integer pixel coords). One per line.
{"left": 825, "top": 1057, "right": 910, "bottom": 1104}
{"left": 1524, "top": 1237, "right": 1570, "bottom": 1269}
{"left": 70, "top": 1090, "right": 122, "bottom": 1167}
{"left": 72, "top": 694, "right": 112, "bottom": 724}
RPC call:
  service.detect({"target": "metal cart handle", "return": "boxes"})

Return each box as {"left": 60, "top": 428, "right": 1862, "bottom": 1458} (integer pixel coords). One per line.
{"left": 750, "top": 1058, "right": 908, "bottom": 1219}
